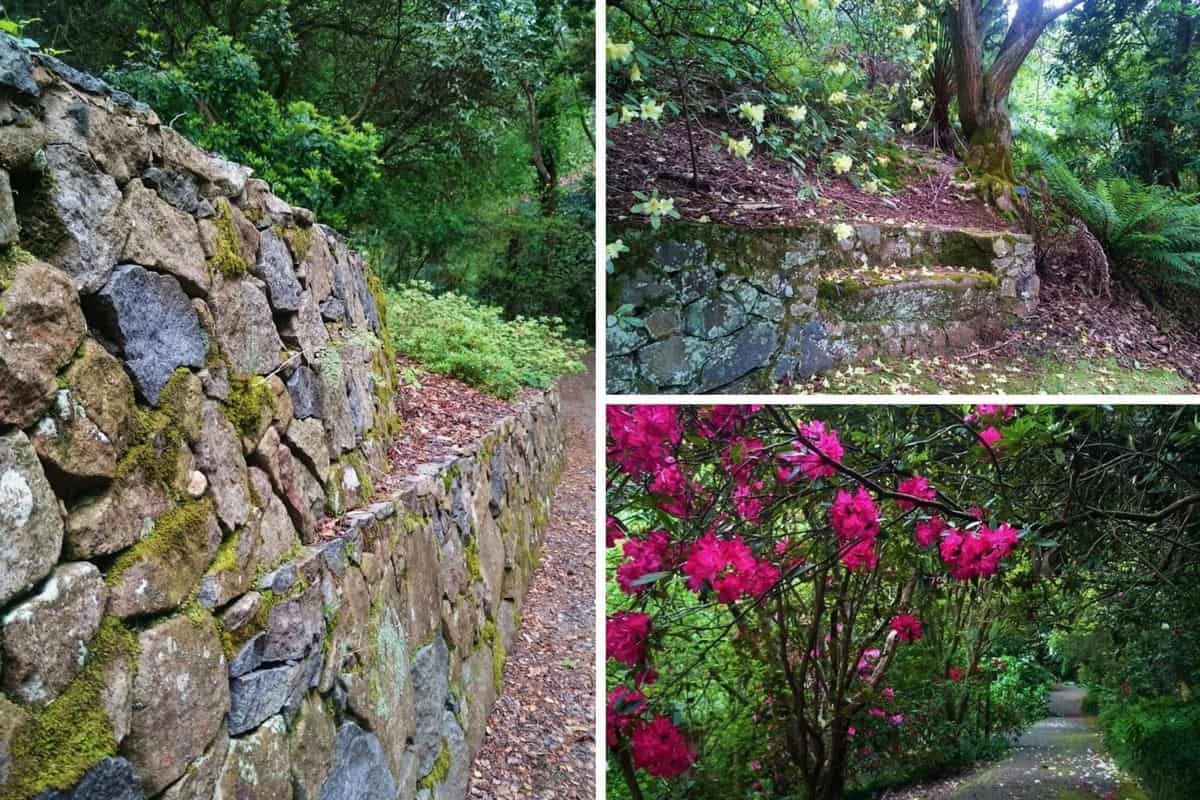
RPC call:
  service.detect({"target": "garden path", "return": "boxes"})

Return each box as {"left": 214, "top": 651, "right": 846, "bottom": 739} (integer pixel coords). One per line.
{"left": 885, "top": 685, "right": 1136, "bottom": 800}
{"left": 468, "top": 353, "right": 596, "bottom": 800}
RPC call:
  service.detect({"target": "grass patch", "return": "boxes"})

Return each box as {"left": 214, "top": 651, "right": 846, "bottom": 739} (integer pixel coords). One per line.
{"left": 385, "top": 281, "right": 585, "bottom": 398}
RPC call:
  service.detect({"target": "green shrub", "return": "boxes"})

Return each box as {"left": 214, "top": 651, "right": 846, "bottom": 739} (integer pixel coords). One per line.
{"left": 1099, "top": 696, "right": 1200, "bottom": 800}
{"left": 1038, "top": 152, "right": 1200, "bottom": 295}
{"left": 384, "top": 281, "right": 585, "bottom": 398}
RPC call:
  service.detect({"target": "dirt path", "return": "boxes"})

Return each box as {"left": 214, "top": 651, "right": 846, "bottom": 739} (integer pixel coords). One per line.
{"left": 468, "top": 352, "right": 596, "bottom": 800}
{"left": 883, "top": 685, "right": 1130, "bottom": 800}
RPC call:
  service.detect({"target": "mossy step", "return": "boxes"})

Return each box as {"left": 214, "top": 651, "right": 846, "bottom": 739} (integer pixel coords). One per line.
{"left": 816, "top": 267, "right": 1000, "bottom": 322}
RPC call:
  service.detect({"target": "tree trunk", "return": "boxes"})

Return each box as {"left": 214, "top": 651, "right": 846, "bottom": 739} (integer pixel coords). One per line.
{"left": 952, "top": 0, "right": 1088, "bottom": 206}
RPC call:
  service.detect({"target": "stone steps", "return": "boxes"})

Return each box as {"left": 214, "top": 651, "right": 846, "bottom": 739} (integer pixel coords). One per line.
{"left": 607, "top": 220, "right": 1038, "bottom": 393}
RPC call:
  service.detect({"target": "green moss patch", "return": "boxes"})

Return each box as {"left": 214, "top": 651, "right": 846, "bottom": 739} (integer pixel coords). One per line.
{"left": 209, "top": 199, "right": 248, "bottom": 277}
{"left": 481, "top": 621, "right": 505, "bottom": 693}
{"left": 222, "top": 376, "right": 272, "bottom": 440}
{"left": 0, "top": 617, "right": 139, "bottom": 800}
{"left": 417, "top": 738, "right": 451, "bottom": 790}
{"left": 464, "top": 537, "right": 482, "bottom": 583}
{"left": 278, "top": 225, "right": 314, "bottom": 265}
{"left": 0, "top": 244, "right": 34, "bottom": 291}
{"left": 105, "top": 498, "right": 215, "bottom": 591}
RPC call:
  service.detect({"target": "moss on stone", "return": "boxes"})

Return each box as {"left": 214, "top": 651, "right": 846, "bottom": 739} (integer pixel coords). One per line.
{"left": 209, "top": 199, "right": 248, "bottom": 277}
{"left": 0, "top": 244, "right": 34, "bottom": 291}
{"left": 464, "top": 537, "right": 481, "bottom": 583}
{"left": 112, "top": 369, "right": 199, "bottom": 492}
{"left": 0, "top": 616, "right": 139, "bottom": 800}
{"left": 937, "top": 234, "right": 996, "bottom": 270}
{"left": 105, "top": 498, "right": 214, "bottom": 590}
{"left": 343, "top": 451, "right": 375, "bottom": 500}
{"left": 207, "top": 528, "right": 242, "bottom": 576}
{"left": 316, "top": 346, "right": 342, "bottom": 386}
{"left": 441, "top": 463, "right": 460, "bottom": 494}
{"left": 222, "top": 375, "right": 272, "bottom": 440}
{"left": 417, "top": 738, "right": 451, "bottom": 790}
{"left": 481, "top": 621, "right": 505, "bottom": 693}
{"left": 278, "top": 225, "right": 314, "bottom": 265}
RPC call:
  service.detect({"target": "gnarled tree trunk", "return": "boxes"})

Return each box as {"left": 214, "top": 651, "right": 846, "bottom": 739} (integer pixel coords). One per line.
{"left": 952, "top": 0, "right": 1088, "bottom": 207}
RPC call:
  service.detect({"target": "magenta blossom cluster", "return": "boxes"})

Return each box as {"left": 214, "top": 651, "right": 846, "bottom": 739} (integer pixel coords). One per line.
{"left": 830, "top": 486, "right": 882, "bottom": 571}
{"left": 682, "top": 532, "right": 781, "bottom": 603}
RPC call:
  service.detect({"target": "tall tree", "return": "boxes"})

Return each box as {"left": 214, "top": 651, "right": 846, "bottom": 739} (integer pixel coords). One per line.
{"left": 951, "top": 0, "right": 1087, "bottom": 203}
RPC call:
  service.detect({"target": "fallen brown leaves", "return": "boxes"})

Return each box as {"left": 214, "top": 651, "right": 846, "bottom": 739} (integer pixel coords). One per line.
{"left": 608, "top": 117, "right": 1017, "bottom": 231}
{"left": 469, "top": 355, "right": 596, "bottom": 800}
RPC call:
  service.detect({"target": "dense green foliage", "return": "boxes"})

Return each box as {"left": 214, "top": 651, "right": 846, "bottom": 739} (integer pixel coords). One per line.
{"left": 385, "top": 283, "right": 584, "bottom": 398}
{"left": 1096, "top": 698, "right": 1200, "bottom": 800}
{"left": 19, "top": 0, "right": 595, "bottom": 339}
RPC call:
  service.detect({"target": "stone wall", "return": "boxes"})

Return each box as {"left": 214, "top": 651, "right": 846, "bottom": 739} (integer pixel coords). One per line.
{"left": 0, "top": 36, "right": 566, "bottom": 800}
{"left": 607, "top": 221, "right": 1038, "bottom": 393}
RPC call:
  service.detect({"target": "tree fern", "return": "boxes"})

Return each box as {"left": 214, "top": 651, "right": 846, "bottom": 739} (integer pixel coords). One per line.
{"left": 1038, "top": 152, "right": 1200, "bottom": 291}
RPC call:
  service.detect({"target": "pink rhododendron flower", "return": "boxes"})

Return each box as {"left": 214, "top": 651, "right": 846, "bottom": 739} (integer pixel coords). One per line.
{"left": 607, "top": 611, "right": 651, "bottom": 666}
{"left": 733, "top": 478, "right": 767, "bottom": 523}
{"left": 606, "top": 515, "right": 626, "bottom": 548}
{"left": 869, "top": 708, "right": 886, "bottom": 718}
{"left": 949, "top": 667, "right": 964, "bottom": 683}
{"left": 830, "top": 486, "right": 881, "bottom": 571}
{"left": 889, "top": 714, "right": 905, "bottom": 725}
{"left": 649, "top": 462, "right": 695, "bottom": 518}
{"left": 682, "top": 533, "right": 779, "bottom": 603}
{"left": 858, "top": 648, "right": 881, "bottom": 674}
{"left": 890, "top": 613, "right": 923, "bottom": 643}
{"left": 697, "top": 405, "right": 762, "bottom": 439}
{"left": 617, "top": 531, "right": 672, "bottom": 594}
{"left": 883, "top": 687, "right": 895, "bottom": 702}
{"left": 915, "top": 516, "right": 949, "bottom": 548}
{"left": 778, "top": 420, "right": 844, "bottom": 482}
{"left": 848, "top": 726, "right": 856, "bottom": 736}
{"left": 722, "top": 437, "right": 767, "bottom": 478}
{"left": 608, "top": 406, "right": 681, "bottom": 475}
{"left": 896, "top": 474, "right": 936, "bottom": 510}
{"left": 939, "top": 522, "right": 1019, "bottom": 580}
{"left": 606, "top": 685, "right": 647, "bottom": 747}
{"left": 979, "top": 427, "right": 1002, "bottom": 448}
{"left": 631, "top": 716, "right": 697, "bottom": 777}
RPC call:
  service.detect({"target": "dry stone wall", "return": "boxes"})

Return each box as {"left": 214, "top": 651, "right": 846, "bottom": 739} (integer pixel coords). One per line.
{"left": 0, "top": 36, "right": 565, "bottom": 800}
{"left": 607, "top": 221, "right": 1038, "bottom": 393}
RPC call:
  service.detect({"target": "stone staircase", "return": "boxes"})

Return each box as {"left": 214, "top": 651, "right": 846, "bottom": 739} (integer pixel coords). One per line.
{"left": 606, "top": 220, "right": 1038, "bottom": 393}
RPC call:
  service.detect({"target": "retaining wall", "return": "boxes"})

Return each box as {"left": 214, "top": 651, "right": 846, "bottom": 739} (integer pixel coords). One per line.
{"left": 607, "top": 221, "right": 1038, "bottom": 393}
{"left": 0, "top": 35, "right": 565, "bottom": 800}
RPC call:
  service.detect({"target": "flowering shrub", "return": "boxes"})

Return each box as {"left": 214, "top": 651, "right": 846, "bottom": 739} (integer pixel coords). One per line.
{"left": 606, "top": 404, "right": 1037, "bottom": 799}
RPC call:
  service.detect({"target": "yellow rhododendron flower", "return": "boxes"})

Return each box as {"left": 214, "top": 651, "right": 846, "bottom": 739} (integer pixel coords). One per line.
{"left": 607, "top": 240, "right": 628, "bottom": 261}
{"left": 831, "top": 62, "right": 847, "bottom": 77}
{"left": 832, "top": 153, "right": 853, "bottom": 174}
{"left": 784, "top": 105, "right": 808, "bottom": 123}
{"left": 899, "top": 23, "right": 916, "bottom": 40}
{"left": 915, "top": 3, "right": 927, "bottom": 19}
{"left": 646, "top": 196, "right": 675, "bottom": 216}
{"left": 856, "top": 120, "right": 868, "bottom": 131}
{"left": 606, "top": 36, "right": 634, "bottom": 63}
{"left": 911, "top": 98, "right": 926, "bottom": 112}
{"left": 833, "top": 223, "right": 855, "bottom": 241}
{"left": 829, "top": 90, "right": 849, "bottom": 104}
{"left": 620, "top": 106, "right": 639, "bottom": 124}
{"left": 902, "top": 122, "right": 917, "bottom": 133}
{"left": 727, "top": 136, "right": 753, "bottom": 159}
{"left": 738, "top": 102, "right": 766, "bottom": 126}
{"left": 640, "top": 98, "right": 664, "bottom": 122}
{"left": 630, "top": 63, "right": 643, "bottom": 82}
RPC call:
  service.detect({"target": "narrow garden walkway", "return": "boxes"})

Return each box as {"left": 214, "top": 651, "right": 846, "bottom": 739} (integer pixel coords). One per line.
{"left": 468, "top": 353, "right": 596, "bottom": 800}
{"left": 885, "top": 686, "right": 1140, "bottom": 800}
